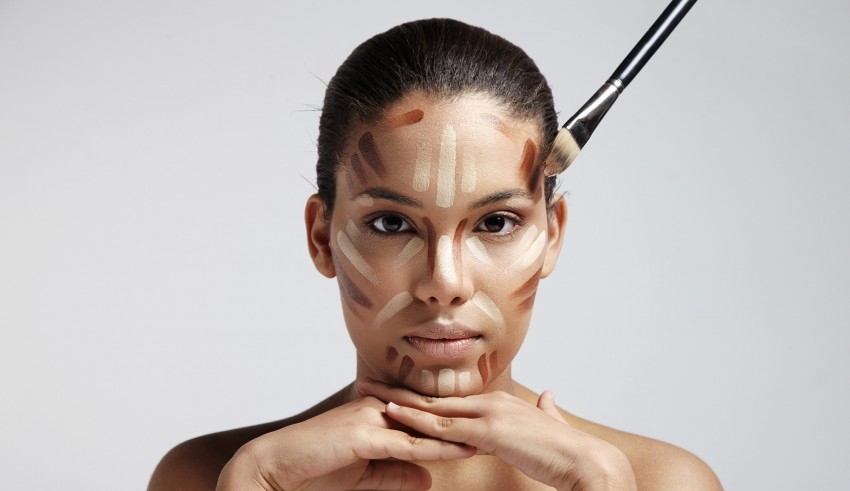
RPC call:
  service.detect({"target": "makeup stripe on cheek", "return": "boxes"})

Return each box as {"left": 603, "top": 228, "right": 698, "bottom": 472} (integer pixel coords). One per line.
{"left": 358, "top": 132, "right": 387, "bottom": 177}
{"left": 471, "top": 291, "right": 505, "bottom": 331}
{"left": 465, "top": 237, "right": 493, "bottom": 265}
{"left": 398, "top": 355, "right": 414, "bottom": 381}
{"left": 512, "top": 268, "right": 542, "bottom": 312}
{"left": 350, "top": 153, "right": 368, "bottom": 184}
{"left": 490, "top": 351, "right": 499, "bottom": 374}
{"left": 436, "top": 124, "right": 457, "bottom": 208}
{"left": 373, "top": 291, "right": 413, "bottom": 328}
{"left": 438, "top": 368, "right": 455, "bottom": 395}
{"left": 511, "top": 229, "right": 547, "bottom": 273}
{"left": 421, "top": 369, "right": 436, "bottom": 392}
{"left": 413, "top": 141, "right": 432, "bottom": 192}
{"left": 336, "top": 231, "right": 378, "bottom": 284}
{"left": 346, "top": 220, "right": 360, "bottom": 241}
{"left": 386, "top": 346, "right": 398, "bottom": 364}
{"left": 435, "top": 235, "right": 457, "bottom": 283}
{"left": 461, "top": 151, "right": 477, "bottom": 193}
{"left": 477, "top": 354, "right": 489, "bottom": 384}
{"left": 336, "top": 264, "right": 373, "bottom": 309}
{"left": 395, "top": 237, "right": 425, "bottom": 266}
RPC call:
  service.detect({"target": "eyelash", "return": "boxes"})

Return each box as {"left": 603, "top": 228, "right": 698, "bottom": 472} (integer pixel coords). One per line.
{"left": 365, "top": 212, "right": 524, "bottom": 239}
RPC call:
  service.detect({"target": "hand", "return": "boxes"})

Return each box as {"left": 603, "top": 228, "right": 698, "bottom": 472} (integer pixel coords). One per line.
{"left": 216, "top": 394, "right": 475, "bottom": 491}
{"left": 359, "top": 379, "right": 638, "bottom": 491}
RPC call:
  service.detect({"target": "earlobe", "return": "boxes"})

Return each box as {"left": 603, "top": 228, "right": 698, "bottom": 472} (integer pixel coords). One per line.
{"left": 304, "top": 194, "right": 336, "bottom": 278}
{"left": 540, "top": 194, "right": 567, "bottom": 278}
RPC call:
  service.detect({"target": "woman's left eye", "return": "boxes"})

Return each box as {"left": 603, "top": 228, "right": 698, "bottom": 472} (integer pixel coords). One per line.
{"left": 474, "top": 214, "right": 518, "bottom": 235}
{"left": 370, "top": 214, "right": 412, "bottom": 234}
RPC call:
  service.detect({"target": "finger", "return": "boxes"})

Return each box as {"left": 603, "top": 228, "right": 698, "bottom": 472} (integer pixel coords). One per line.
{"left": 385, "top": 401, "right": 489, "bottom": 451}
{"left": 353, "top": 426, "right": 476, "bottom": 462}
{"left": 352, "top": 460, "right": 432, "bottom": 490}
{"left": 359, "top": 378, "right": 476, "bottom": 416}
{"left": 537, "top": 390, "right": 568, "bottom": 423}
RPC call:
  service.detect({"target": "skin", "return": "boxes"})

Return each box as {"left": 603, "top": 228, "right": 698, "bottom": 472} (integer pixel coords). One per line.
{"left": 147, "top": 93, "right": 723, "bottom": 491}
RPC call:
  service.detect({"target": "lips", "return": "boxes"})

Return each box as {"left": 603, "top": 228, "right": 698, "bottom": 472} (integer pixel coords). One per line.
{"left": 404, "top": 323, "right": 481, "bottom": 359}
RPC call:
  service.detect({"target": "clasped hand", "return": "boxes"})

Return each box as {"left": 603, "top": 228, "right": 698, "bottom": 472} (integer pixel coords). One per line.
{"left": 216, "top": 380, "right": 637, "bottom": 491}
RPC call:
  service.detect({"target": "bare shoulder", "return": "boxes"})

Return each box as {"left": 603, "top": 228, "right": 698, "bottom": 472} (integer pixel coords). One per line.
{"left": 566, "top": 412, "right": 723, "bottom": 490}
{"left": 147, "top": 387, "right": 348, "bottom": 491}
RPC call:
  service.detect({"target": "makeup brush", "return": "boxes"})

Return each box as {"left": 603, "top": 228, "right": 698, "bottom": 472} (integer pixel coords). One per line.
{"left": 545, "top": 0, "right": 698, "bottom": 176}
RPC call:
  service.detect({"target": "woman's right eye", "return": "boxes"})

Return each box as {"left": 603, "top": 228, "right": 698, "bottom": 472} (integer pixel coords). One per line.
{"left": 369, "top": 214, "right": 412, "bottom": 234}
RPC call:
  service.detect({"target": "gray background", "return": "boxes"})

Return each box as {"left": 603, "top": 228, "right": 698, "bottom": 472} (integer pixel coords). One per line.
{"left": 1, "top": 0, "right": 848, "bottom": 489}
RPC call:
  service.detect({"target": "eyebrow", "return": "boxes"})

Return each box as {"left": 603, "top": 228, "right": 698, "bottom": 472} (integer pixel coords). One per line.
{"left": 352, "top": 187, "right": 423, "bottom": 208}
{"left": 470, "top": 189, "right": 534, "bottom": 209}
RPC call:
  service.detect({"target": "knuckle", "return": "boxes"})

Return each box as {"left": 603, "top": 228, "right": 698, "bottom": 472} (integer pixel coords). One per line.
{"left": 436, "top": 417, "right": 454, "bottom": 430}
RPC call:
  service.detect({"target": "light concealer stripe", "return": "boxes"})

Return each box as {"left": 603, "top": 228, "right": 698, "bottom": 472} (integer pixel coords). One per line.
{"left": 395, "top": 237, "right": 425, "bottom": 265}
{"left": 336, "top": 231, "right": 378, "bottom": 284}
{"left": 373, "top": 291, "right": 413, "bottom": 328}
{"left": 511, "top": 230, "right": 546, "bottom": 272}
{"left": 471, "top": 291, "right": 505, "bottom": 331}
{"left": 413, "top": 141, "right": 431, "bottom": 192}
{"left": 435, "top": 235, "right": 457, "bottom": 283}
{"left": 435, "top": 124, "right": 457, "bottom": 208}
{"left": 465, "top": 237, "right": 493, "bottom": 265}
{"left": 346, "top": 220, "right": 360, "bottom": 241}
{"left": 438, "top": 368, "right": 455, "bottom": 395}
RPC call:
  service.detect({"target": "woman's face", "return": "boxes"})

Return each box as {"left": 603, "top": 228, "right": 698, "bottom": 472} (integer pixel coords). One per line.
{"left": 307, "top": 92, "right": 566, "bottom": 397}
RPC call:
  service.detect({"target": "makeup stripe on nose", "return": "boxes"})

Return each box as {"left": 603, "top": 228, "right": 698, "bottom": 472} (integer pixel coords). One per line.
{"left": 435, "top": 235, "right": 457, "bottom": 283}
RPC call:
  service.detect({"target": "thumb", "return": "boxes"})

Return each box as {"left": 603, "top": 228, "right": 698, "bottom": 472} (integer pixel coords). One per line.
{"left": 537, "top": 390, "right": 568, "bottom": 424}
{"left": 353, "top": 460, "right": 432, "bottom": 490}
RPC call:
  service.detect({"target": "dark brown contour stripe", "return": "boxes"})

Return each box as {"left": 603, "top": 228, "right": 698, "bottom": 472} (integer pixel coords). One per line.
{"left": 358, "top": 132, "right": 387, "bottom": 177}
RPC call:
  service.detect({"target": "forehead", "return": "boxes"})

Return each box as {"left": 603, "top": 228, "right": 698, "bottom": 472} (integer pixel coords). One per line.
{"left": 340, "top": 93, "right": 542, "bottom": 194}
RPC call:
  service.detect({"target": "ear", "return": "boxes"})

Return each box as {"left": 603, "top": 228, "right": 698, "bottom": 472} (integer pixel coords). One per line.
{"left": 305, "top": 194, "right": 336, "bottom": 278}
{"left": 540, "top": 194, "right": 567, "bottom": 278}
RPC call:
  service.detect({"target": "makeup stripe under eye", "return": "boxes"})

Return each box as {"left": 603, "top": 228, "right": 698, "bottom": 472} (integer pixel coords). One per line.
{"left": 511, "top": 229, "right": 546, "bottom": 272}
{"left": 336, "top": 231, "right": 378, "bottom": 284}
{"left": 395, "top": 237, "right": 425, "bottom": 265}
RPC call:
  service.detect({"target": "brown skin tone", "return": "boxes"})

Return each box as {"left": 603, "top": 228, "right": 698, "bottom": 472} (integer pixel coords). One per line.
{"left": 147, "top": 93, "right": 722, "bottom": 491}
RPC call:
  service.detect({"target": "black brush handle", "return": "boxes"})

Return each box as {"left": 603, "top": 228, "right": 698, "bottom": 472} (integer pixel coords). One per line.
{"left": 609, "top": 0, "right": 697, "bottom": 89}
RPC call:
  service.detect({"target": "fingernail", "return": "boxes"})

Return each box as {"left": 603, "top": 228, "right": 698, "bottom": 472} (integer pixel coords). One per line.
{"left": 387, "top": 401, "right": 400, "bottom": 411}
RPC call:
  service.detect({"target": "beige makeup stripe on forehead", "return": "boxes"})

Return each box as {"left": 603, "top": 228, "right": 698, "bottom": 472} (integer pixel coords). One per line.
{"left": 435, "top": 124, "right": 457, "bottom": 208}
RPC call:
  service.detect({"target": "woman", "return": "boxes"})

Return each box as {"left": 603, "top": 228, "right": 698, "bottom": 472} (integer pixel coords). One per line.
{"left": 149, "top": 18, "right": 721, "bottom": 490}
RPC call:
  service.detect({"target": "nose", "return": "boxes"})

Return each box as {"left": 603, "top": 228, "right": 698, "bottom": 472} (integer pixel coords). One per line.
{"left": 413, "top": 220, "right": 474, "bottom": 306}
